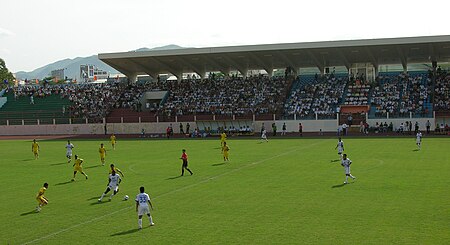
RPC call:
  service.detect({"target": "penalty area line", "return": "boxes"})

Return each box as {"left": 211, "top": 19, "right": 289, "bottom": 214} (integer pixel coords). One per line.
{"left": 22, "top": 141, "right": 321, "bottom": 244}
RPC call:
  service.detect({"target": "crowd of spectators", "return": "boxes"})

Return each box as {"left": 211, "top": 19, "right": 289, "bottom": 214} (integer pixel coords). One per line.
{"left": 344, "top": 84, "right": 370, "bottom": 105}
{"left": 285, "top": 76, "right": 346, "bottom": 118}
{"left": 434, "top": 71, "right": 450, "bottom": 112}
{"left": 3, "top": 69, "right": 444, "bottom": 122}
{"left": 161, "top": 75, "right": 289, "bottom": 116}
{"left": 398, "top": 73, "right": 431, "bottom": 117}
{"left": 371, "top": 78, "right": 400, "bottom": 117}
{"left": 6, "top": 83, "right": 129, "bottom": 121}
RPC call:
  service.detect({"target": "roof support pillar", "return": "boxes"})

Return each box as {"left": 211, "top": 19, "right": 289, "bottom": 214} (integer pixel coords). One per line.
{"left": 264, "top": 66, "right": 273, "bottom": 77}
{"left": 238, "top": 68, "right": 248, "bottom": 78}
{"left": 126, "top": 73, "right": 138, "bottom": 84}
{"left": 195, "top": 70, "right": 205, "bottom": 79}
{"left": 220, "top": 68, "right": 231, "bottom": 77}
{"left": 175, "top": 72, "right": 183, "bottom": 81}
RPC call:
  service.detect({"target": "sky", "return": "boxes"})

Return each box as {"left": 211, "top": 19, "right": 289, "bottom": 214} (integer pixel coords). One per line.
{"left": 1, "top": 0, "right": 449, "bottom": 72}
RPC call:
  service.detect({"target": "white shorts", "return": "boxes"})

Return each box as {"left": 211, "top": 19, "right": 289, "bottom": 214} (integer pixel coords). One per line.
{"left": 416, "top": 140, "right": 421, "bottom": 144}
{"left": 108, "top": 185, "right": 119, "bottom": 192}
{"left": 344, "top": 166, "right": 351, "bottom": 175}
{"left": 66, "top": 151, "right": 72, "bottom": 157}
{"left": 138, "top": 205, "right": 150, "bottom": 216}
{"left": 338, "top": 148, "right": 343, "bottom": 154}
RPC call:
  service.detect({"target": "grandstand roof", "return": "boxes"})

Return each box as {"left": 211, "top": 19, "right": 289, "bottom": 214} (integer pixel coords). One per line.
{"left": 98, "top": 35, "right": 450, "bottom": 78}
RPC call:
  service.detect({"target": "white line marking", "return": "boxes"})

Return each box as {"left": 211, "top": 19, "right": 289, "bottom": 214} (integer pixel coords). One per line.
{"left": 22, "top": 141, "right": 322, "bottom": 244}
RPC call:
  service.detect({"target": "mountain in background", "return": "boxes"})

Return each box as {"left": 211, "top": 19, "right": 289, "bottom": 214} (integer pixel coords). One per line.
{"left": 15, "top": 45, "right": 186, "bottom": 80}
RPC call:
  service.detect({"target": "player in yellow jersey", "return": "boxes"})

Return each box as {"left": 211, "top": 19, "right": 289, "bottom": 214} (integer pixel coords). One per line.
{"left": 109, "top": 163, "right": 124, "bottom": 177}
{"left": 220, "top": 132, "right": 227, "bottom": 147}
{"left": 72, "top": 155, "right": 88, "bottom": 181}
{"left": 99, "top": 143, "right": 107, "bottom": 166}
{"left": 222, "top": 141, "right": 230, "bottom": 161}
{"left": 31, "top": 139, "right": 40, "bottom": 160}
{"left": 110, "top": 134, "right": 116, "bottom": 150}
{"left": 36, "top": 183, "right": 49, "bottom": 212}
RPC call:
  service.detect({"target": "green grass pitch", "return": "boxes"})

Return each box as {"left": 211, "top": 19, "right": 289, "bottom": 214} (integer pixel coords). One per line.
{"left": 1, "top": 137, "right": 449, "bottom": 244}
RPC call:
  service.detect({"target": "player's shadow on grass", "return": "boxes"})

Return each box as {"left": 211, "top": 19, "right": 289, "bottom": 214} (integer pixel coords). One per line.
{"left": 50, "top": 162, "right": 67, "bottom": 166}
{"left": 330, "top": 159, "right": 340, "bottom": 163}
{"left": 55, "top": 180, "right": 73, "bottom": 186}
{"left": 22, "top": 159, "right": 34, "bottom": 162}
{"left": 90, "top": 201, "right": 108, "bottom": 206}
{"left": 85, "top": 165, "right": 102, "bottom": 169}
{"left": 166, "top": 176, "right": 182, "bottom": 180}
{"left": 87, "top": 196, "right": 100, "bottom": 201}
{"left": 331, "top": 183, "right": 348, "bottom": 188}
{"left": 212, "top": 162, "right": 226, "bottom": 166}
{"left": 20, "top": 210, "right": 38, "bottom": 216}
{"left": 111, "top": 228, "right": 143, "bottom": 236}
{"left": 412, "top": 149, "right": 419, "bottom": 152}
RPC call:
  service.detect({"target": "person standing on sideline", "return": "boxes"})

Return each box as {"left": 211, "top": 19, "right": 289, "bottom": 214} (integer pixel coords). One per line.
{"left": 186, "top": 123, "right": 190, "bottom": 134}
{"left": 342, "top": 123, "right": 348, "bottom": 136}
{"left": 180, "top": 149, "right": 193, "bottom": 176}
{"left": 335, "top": 137, "right": 344, "bottom": 159}
{"left": 180, "top": 123, "right": 184, "bottom": 134}
{"left": 416, "top": 131, "right": 423, "bottom": 150}
{"left": 32, "top": 139, "right": 40, "bottom": 160}
{"left": 409, "top": 121, "right": 413, "bottom": 135}
{"left": 282, "top": 123, "right": 287, "bottom": 136}
{"left": 65, "top": 140, "right": 75, "bottom": 163}
{"left": 110, "top": 134, "right": 116, "bottom": 150}
{"left": 299, "top": 123, "right": 303, "bottom": 137}
{"left": 341, "top": 154, "right": 356, "bottom": 184}
{"left": 36, "top": 183, "right": 49, "bottom": 212}
{"left": 166, "top": 126, "right": 171, "bottom": 139}
{"left": 136, "top": 186, "right": 154, "bottom": 229}
{"left": 426, "top": 120, "right": 431, "bottom": 134}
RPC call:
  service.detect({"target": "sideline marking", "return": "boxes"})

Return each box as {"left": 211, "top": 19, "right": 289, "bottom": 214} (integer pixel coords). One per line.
{"left": 22, "top": 141, "right": 322, "bottom": 244}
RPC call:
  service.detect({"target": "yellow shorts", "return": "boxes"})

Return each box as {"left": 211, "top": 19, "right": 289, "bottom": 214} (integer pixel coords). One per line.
{"left": 74, "top": 166, "right": 83, "bottom": 172}
{"left": 223, "top": 152, "right": 229, "bottom": 158}
{"left": 33, "top": 150, "right": 38, "bottom": 154}
{"left": 36, "top": 196, "right": 47, "bottom": 205}
{"left": 100, "top": 155, "right": 105, "bottom": 160}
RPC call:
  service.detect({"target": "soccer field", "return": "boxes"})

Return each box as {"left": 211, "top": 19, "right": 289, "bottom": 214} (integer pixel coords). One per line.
{"left": 1, "top": 137, "right": 449, "bottom": 244}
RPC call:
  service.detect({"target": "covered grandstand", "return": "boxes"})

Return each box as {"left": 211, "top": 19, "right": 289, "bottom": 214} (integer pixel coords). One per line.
{"left": 0, "top": 36, "right": 449, "bottom": 135}
{"left": 98, "top": 35, "right": 450, "bottom": 81}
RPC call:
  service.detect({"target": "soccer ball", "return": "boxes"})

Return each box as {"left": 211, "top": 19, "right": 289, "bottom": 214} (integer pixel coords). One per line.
{"left": 124, "top": 195, "right": 129, "bottom": 200}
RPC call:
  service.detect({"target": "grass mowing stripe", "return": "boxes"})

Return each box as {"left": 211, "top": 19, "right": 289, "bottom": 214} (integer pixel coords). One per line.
{"left": 22, "top": 141, "right": 323, "bottom": 244}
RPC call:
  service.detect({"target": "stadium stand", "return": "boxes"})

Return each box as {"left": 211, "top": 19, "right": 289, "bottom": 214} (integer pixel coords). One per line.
{"left": 0, "top": 70, "right": 444, "bottom": 126}
{"left": 285, "top": 74, "right": 347, "bottom": 119}
{"left": 434, "top": 71, "right": 450, "bottom": 112}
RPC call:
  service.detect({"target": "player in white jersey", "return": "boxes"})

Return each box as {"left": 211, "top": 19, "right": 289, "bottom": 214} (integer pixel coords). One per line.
{"left": 65, "top": 140, "right": 75, "bottom": 163}
{"left": 135, "top": 186, "right": 154, "bottom": 229}
{"left": 335, "top": 137, "right": 344, "bottom": 159}
{"left": 98, "top": 171, "right": 122, "bottom": 202}
{"left": 341, "top": 154, "right": 356, "bottom": 184}
{"left": 416, "top": 131, "right": 422, "bottom": 150}
{"left": 261, "top": 129, "right": 268, "bottom": 142}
